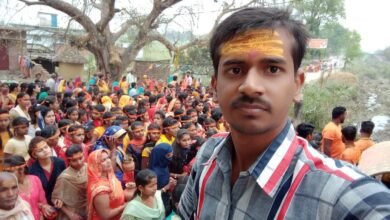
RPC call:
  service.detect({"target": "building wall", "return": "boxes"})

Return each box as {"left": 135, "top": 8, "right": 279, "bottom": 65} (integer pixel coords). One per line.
{"left": 57, "top": 63, "right": 85, "bottom": 80}
{"left": 0, "top": 28, "right": 27, "bottom": 73}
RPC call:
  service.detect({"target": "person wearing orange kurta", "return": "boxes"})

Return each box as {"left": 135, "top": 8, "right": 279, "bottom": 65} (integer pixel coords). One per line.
{"left": 340, "top": 125, "right": 360, "bottom": 165}
{"left": 321, "top": 106, "right": 347, "bottom": 159}
{"left": 355, "top": 120, "right": 375, "bottom": 153}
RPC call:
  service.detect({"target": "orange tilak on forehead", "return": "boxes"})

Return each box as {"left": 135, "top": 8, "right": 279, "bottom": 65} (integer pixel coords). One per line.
{"left": 220, "top": 29, "right": 284, "bottom": 58}
{"left": 33, "top": 141, "right": 48, "bottom": 153}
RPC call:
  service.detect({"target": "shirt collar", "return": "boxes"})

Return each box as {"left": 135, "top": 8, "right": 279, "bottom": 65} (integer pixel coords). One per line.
{"left": 247, "top": 120, "right": 300, "bottom": 197}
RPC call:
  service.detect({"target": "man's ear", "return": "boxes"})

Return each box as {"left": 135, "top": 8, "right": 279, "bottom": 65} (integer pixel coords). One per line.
{"left": 211, "top": 76, "right": 218, "bottom": 103}
{"left": 293, "top": 69, "right": 305, "bottom": 103}
{"left": 211, "top": 75, "right": 217, "bottom": 92}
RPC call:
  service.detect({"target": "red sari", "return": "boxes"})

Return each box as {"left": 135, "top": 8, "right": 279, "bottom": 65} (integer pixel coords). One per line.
{"left": 87, "top": 149, "right": 125, "bottom": 220}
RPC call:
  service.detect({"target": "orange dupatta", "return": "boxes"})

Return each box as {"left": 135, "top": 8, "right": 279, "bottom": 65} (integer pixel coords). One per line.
{"left": 87, "top": 149, "right": 124, "bottom": 220}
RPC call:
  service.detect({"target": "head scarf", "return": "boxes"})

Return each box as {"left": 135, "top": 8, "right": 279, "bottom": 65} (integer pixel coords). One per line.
{"left": 118, "top": 95, "right": 132, "bottom": 109}
{"left": 101, "top": 96, "right": 112, "bottom": 111}
{"left": 93, "top": 125, "right": 126, "bottom": 151}
{"left": 149, "top": 143, "right": 173, "bottom": 189}
{"left": 87, "top": 149, "right": 123, "bottom": 220}
{"left": 57, "top": 79, "right": 66, "bottom": 93}
{"left": 74, "top": 76, "right": 82, "bottom": 87}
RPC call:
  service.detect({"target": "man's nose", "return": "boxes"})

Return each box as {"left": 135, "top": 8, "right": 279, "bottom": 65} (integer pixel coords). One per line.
{"left": 238, "top": 67, "right": 266, "bottom": 96}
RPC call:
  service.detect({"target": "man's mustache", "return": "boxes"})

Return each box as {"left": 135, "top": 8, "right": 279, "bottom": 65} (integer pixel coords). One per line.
{"left": 231, "top": 95, "right": 272, "bottom": 113}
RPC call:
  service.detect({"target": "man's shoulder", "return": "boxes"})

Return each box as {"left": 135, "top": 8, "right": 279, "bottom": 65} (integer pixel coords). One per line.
{"left": 297, "top": 146, "right": 390, "bottom": 206}
{"left": 300, "top": 145, "right": 364, "bottom": 181}
{"left": 196, "top": 133, "right": 229, "bottom": 161}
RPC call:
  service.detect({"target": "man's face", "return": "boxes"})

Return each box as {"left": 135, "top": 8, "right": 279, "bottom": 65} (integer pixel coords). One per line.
{"left": 212, "top": 28, "right": 304, "bottom": 135}
{"left": 68, "top": 152, "right": 85, "bottom": 171}
{"left": 91, "top": 110, "right": 101, "bottom": 120}
{"left": 16, "top": 124, "right": 29, "bottom": 136}
{"left": 340, "top": 112, "right": 347, "bottom": 124}
{"left": 0, "top": 178, "right": 19, "bottom": 211}
{"left": 167, "top": 124, "right": 179, "bottom": 137}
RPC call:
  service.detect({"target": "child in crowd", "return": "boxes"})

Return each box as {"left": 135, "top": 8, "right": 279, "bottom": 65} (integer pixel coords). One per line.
{"left": 355, "top": 120, "right": 376, "bottom": 153}
{"left": 57, "top": 119, "right": 73, "bottom": 152}
{"left": 340, "top": 125, "right": 360, "bottom": 165}
{"left": 120, "top": 169, "right": 165, "bottom": 220}
{"left": 40, "top": 125, "right": 63, "bottom": 160}
{"left": 4, "top": 116, "right": 32, "bottom": 162}
{"left": 82, "top": 124, "right": 95, "bottom": 153}
{"left": 126, "top": 121, "right": 146, "bottom": 171}
{"left": 122, "top": 155, "right": 136, "bottom": 187}
{"left": 28, "top": 136, "right": 66, "bottom": 206}
{"left": 169, "top": 129, "right": 193, "bottom": 178}
{"left": 52, "top": 145, "right": 88, "bottom": 220}
{"left": 141, "top": 123, "right": 162, "bottom": 169}
{"left": 65, "top": 107, "right": 79, "bottom": 125}
{"left": 66, "top": 124, "right": 89, "bottom": 161}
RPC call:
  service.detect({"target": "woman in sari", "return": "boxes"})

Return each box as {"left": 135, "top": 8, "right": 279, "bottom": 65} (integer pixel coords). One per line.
{"left": 3, "top": 155, "right": 55, "bottom": 220}
{"left": 94, "top": 125, "right": 127, "bottom": 182}
{"left": 87, "top": 149, "right": 126, "bottom": 220}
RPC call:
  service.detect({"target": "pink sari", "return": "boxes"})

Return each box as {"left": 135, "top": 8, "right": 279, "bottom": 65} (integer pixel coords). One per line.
{"left": 19, "top": 175, "right": 47, "bottom": 220}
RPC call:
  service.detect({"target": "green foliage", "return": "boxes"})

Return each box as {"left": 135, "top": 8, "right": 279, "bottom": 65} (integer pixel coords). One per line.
{"left": 344, "top": 31, "right": 362, "bottom": 64}
{"left": 346, "top": 51, "right": 390, "bottom": 79}
{"left": 292, "top": 0, "right": 345, "bottom": 36}
{"left": 302, "top": 80, "right": 358, "bottom": 130}
{"left": 176, "top": 45, "right": 213, "bottom": 75}
{"left": 314, "top": 23, "right": 362, "bottom": 62}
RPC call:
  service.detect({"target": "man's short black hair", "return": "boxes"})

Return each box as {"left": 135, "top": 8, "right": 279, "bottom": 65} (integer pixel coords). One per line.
{"left": 209, "top": 7, "right": 309, "bottom": 75}
{"left": 296, "top": 123, "right": 315, "bottom": 139}
{"left": 342, "top": 125, "right": 357, "bottom": 142}
{"left": 332, "top": 106, "right": 347, "bottom": 119}
{"left": 12, "top": 117, "right": 29, "bottom": 127}
{"left": 65, "top": 144, "right": 83, "bottom": 158}
{"left": 360, "top": 121, "right": 375, "bottom": 135}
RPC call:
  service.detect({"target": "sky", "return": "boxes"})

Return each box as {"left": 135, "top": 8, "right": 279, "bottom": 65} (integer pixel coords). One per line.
{"left": 343, "top": 0, "right": 390, "bottom": 52}
{"left": 1, "top": 0, "right": 390, "bottom": 53}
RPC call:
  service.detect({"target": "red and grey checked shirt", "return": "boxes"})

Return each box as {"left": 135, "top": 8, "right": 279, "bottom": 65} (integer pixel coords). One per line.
{"left": 178, "top": 121, "right": 390, "bottom": 219}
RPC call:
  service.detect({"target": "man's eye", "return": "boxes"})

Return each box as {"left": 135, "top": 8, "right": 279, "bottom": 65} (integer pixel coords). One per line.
{"left": 228, "top": 67, "right": 242, "bottom": 75}
{"left": 268, "top": 66, "right": 281, "bottom": 74}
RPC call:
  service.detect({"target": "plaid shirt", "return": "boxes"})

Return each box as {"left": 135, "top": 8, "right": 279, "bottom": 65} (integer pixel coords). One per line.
{"left": 178, "top": 121, "right": 390, "bottom": 219}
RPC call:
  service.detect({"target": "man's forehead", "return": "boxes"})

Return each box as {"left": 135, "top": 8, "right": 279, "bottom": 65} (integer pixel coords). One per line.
{"left": 0, "top": 176, "right": 17, "bottom": 187}
{"left": 220, "top": 29, "right": 285, "bottom": 58}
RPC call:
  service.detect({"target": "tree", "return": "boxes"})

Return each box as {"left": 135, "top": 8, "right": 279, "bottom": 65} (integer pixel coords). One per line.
{"left": 344, "top": 30, "right": 362, "bottom": 67}
{"left": 291, "top": 0, "right": 345, "bottom": 37}
{"left": 16, "top": 0, "right": 262, "bottom": 80}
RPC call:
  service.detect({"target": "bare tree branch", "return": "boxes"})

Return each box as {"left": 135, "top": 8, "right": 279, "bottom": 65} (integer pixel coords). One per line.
{"left": 36, "top": 0, "right": 98, "bottom": 36}
{"left": 211, "top": 0, "right": 260, "bottom": 33}
{"left": 90, "top": 0, "right": 102, "bottom": 10}
{"left": 18, "top": 0, "right": 45, "bottom": 6}
{"left": 146, "top": 0, "right": 182, "bottom": 29}
{"left": 112, "top": 19, "right": 140, "bottom": 42}
{"left": 96, "top": 0, "right": 116, "bottom": 32}
{"left": 148, "top": 32, "right": 207, "bottom": 56}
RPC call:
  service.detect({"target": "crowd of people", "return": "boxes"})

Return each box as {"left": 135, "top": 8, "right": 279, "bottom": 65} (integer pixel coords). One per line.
{"left": 1, "top": 6, "right": 390, "bottom": 220}
{"left": 0, "top": 69, "right": 225, "bottom": 219}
